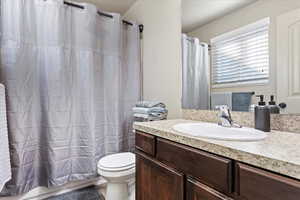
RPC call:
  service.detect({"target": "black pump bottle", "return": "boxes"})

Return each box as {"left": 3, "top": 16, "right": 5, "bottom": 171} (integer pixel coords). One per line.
{"left": 255, "top": 95, "right": 270, "bottom": 132}
{"left": 268, "top": 95, "right": 280, "bottom": 114}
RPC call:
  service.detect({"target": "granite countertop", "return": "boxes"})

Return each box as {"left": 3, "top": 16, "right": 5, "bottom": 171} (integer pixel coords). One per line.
{"left": 133, "top": 119, "right": 300, "bottom": 180}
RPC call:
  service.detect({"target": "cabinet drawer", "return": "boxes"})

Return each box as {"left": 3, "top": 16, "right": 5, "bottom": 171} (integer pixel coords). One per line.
{"left": 236, "top": 163, "right": 300, "bottom": 200}
{"left": 187, "top": 178, "right": 232, "bottom": 200}
{"left": 135, "top": 131, "right": 156, "bottom": 156}
{"left": 156, "top": 138, "right": 233, "bottom": 195}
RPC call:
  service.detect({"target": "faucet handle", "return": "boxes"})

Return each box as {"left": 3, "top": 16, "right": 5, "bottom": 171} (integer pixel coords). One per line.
{"left": 215, "top": 105, "right": 231, "bottom": 117}
{"left": 215, "top": 105, "right": 233, "bottom": 127}
{"left": 216, "top": 105, "right": 242, "bottom": 128}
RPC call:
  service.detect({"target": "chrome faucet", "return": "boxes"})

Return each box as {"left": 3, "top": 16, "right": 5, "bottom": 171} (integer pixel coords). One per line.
{"left": 216, "top": 105, "right": 242, "bottom": 128}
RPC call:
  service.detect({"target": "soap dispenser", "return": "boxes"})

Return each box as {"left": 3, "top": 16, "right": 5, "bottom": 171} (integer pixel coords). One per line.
{"left": 255, "top": 95, "right": 270, "bottom": 132}
{"left": 268, "top": 95, "right": 280, "bottom": 114}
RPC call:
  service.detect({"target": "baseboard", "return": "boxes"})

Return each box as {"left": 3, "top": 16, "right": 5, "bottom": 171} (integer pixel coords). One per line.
{"left": 2, "top": 178, "right": 107, "bottom": 200}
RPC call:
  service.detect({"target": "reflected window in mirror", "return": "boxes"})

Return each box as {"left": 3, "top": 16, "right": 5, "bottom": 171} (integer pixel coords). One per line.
{"left": 211, "top": 18, "right": 270, "bottom": 88}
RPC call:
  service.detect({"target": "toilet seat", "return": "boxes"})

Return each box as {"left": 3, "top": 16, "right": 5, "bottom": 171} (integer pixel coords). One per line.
{"left": 98, "top": 152, "right": 135, "bottom": 172}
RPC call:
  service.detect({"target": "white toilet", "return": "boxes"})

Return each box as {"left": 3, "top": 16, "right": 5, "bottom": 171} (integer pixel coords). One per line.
{"left": 98, "top": 152, "right": 136, "bottom": 200}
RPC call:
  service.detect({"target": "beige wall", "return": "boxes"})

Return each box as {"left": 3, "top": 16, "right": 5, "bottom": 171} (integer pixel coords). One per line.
{"left": 188, "top": 0, "right": 300, "bottom": 101}
{"left": 124, "top": 0, "right": 182, "bottom": 118}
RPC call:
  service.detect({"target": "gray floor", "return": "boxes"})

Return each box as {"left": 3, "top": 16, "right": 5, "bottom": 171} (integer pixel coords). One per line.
{"left": 45, "top": 186, "right": 104, "bottom": 200}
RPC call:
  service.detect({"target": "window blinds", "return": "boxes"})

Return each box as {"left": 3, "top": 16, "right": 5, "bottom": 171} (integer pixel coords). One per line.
{"left": 211, "top": 18, "right": 270, "bottom": 87}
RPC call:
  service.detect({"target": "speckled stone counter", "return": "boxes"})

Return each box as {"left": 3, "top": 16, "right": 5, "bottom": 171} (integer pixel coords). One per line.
{"left": 134, "top": 119, "right": 300, "bottom": 180}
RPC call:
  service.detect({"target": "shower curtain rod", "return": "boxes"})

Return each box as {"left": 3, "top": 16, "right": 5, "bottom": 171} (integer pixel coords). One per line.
{"left": 96, "top": 10, "right": 133, "bottom": 26}
{"left": 63, "top": 1, "right": 143, "bottom": 32}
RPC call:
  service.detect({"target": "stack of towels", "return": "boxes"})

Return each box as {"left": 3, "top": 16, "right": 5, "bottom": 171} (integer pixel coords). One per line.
{"left": 133, "top": 101, "right": 168, "bottom": 121}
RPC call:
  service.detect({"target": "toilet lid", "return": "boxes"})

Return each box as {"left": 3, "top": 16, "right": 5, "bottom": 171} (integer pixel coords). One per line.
{"left": 98, "top": 152, "right": 135, "bottom": 170}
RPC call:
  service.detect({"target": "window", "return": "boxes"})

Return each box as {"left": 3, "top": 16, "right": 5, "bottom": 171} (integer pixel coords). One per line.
{"left": 211, "top": 18, "right": 270, "bottom": 87}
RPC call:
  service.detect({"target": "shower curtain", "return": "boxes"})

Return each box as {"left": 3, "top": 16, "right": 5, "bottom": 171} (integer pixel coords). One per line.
{"left": 0, "top": 0, "right": 141, "bottom": 195}
{"left": 182, "top": 34, "right": 210, "bottom": 110}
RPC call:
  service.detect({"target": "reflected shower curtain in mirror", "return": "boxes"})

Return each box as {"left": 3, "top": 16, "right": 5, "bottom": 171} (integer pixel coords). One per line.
{"left": 0, "top": 0, "right": 141, "bottom": 195}
{"left": 182, "top": 34, "right": 210, "bottom": 110}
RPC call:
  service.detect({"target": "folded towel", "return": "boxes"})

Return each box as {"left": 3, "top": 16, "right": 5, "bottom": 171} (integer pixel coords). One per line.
{"left": 135, "top": 101, "right": 166, "bottom": 108}
{"left": 134, "top": 113, "right": 167, "bottom": 121}
{"left": 132, "top": 107, "right": 168, "bottom": 115}
{"left": 0, "top": 84, "right": 11, "bottom": 191}
{"left": 134, "top": 112, "right": 168, "bottom": 119}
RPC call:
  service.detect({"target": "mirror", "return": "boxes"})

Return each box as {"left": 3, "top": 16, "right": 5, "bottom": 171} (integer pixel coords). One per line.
{"left": 181, "top": 0, "right": 300, "bottom": 114}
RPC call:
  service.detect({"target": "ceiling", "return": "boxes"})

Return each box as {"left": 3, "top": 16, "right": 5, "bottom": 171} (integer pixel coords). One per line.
{"left": 73, "top": 0, "right": 137, "bottom": 14}
{"left": 182, "top": 0, "right": 258, "bottom": 33}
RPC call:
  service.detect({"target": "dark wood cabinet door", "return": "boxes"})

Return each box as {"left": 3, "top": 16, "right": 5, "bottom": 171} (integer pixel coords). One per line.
{"left": 187, "top": 178, "right": 231, "bottom": 200}
{"left": 236, "top": 163, "right": 300, "bottom": 200}
{"left": 136, "top": 150, "right": 184, "bottom": 200}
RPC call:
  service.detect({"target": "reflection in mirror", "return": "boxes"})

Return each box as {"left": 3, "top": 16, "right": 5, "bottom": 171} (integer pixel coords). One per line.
{"left": 181, "top": 0, "right": 300, "bottom": 114}
{"left": 182, "top": 34, "right": 210, "bottom": 110}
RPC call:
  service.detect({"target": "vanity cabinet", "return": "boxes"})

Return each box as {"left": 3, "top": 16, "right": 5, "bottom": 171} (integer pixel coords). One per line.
{"left": 135, "top": 130, "right": 300, "bottom": 200}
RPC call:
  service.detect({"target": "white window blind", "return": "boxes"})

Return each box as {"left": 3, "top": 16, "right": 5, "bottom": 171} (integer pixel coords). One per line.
{"left": 211, "top": 18, "right": 270, "bottom": 87}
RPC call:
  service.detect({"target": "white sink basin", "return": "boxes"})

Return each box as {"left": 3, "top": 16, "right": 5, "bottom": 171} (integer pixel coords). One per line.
{"left": 173, "top": 122, "right": 267, "bottom": 141}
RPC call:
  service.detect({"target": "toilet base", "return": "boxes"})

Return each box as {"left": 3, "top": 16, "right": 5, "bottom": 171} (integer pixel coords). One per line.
{"left": 106, "top": 182, "right": 129, "bottom": 200}
{"left": 128, "top": 179, "right": 135, "bottom": 200}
